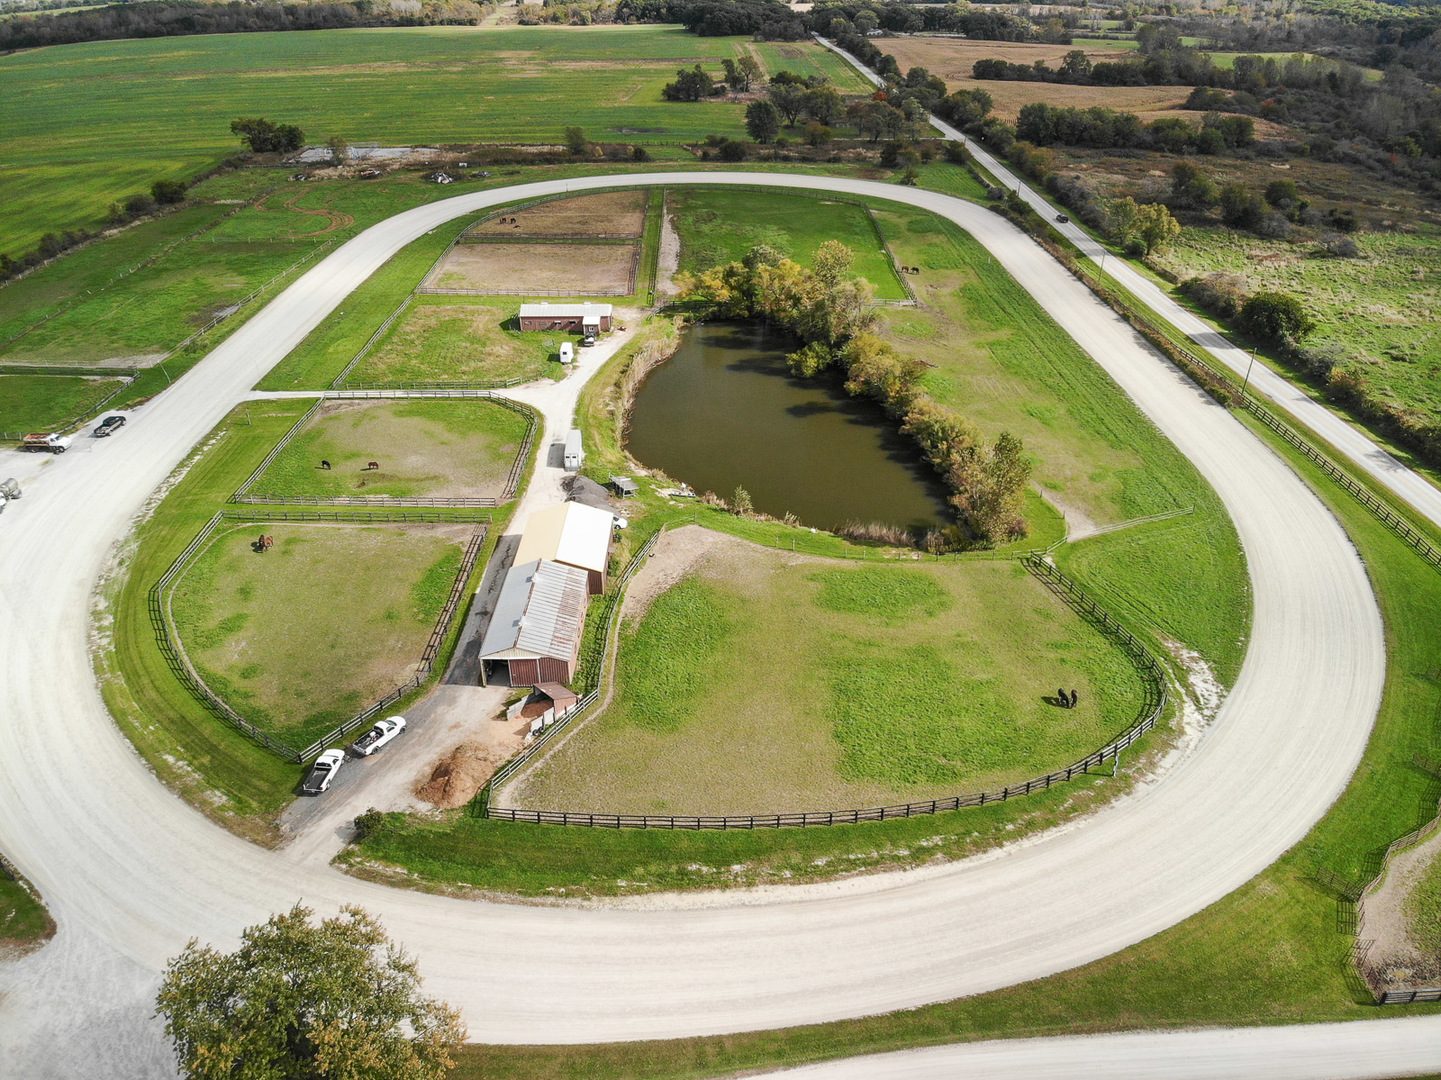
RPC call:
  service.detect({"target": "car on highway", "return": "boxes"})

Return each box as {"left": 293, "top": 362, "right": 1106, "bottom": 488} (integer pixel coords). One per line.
{"left": 300, "top": 748, "right": 345, "bottom": 794}
{"left": 351, "top": 715, "right": 406, "bottom": 756}
{"left": 1055, "top": 213, "right": 1070, "bottom": 223}
{"left": 94, "top": 415, "right": 127, "bottom": 437}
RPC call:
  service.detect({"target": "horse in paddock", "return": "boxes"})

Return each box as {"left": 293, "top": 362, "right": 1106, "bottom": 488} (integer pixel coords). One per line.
{"left": 320, "top": 460, "right": 331, "bottom": 470}
{"left": 365, "top": 461, "right": 380, "bottom": 471}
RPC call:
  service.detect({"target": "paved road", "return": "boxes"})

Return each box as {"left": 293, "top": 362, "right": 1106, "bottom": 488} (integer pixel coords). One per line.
{"left": 0, "top": 172, "right": 1421, "bottom": 1077}
{"left": 819, "top": 34, "right": 1441, "bottom": 530}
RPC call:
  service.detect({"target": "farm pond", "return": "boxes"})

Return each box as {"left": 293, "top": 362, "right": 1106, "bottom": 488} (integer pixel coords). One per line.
{"left": 626, "top": 321, "right": 951, "bottom": 532}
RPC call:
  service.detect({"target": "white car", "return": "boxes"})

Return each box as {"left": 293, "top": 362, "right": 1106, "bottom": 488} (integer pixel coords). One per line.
{"left": 351, "top": 715, "right": 406, "bottom": 757}
{"left": 301, "top": 748, "right": 345, "bottom": 795}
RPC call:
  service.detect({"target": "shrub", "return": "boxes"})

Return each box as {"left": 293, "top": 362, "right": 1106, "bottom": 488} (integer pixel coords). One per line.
{"left": 1238, "top": 290, "right": 1315, "bottom": 343}
{"left": 1180, "top": 273, "right": 1249, "bottom": 319}
{"left": 123, "top": 192, "right": 155, "bottom": 216}
{"left": 150, "top": 179, "right": 186, "bottom": 204}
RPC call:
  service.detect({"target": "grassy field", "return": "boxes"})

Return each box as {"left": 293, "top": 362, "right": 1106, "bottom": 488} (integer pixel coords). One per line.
{"left": 671, "top": 187, "right": 908, "bottom": 300}
{"left": 0, "top": 372, "right": 125, "bottom": 433}
{"left": 1153, "top": 224, "right": 1441, "bottom": 431}
{"left": 0, "top": 25, "right": 864, "bottom": 254}
{"left": 170, "top": 521, "right": 469, "bottom": 747}
{"left": 0, "top": 868, "right": 52, "bottom": 948}
{"left": 871, "top": 203, "right": 1249, "bottom": 684}
{"left": 425, "top": 395, "right": 1441, "bottom": 1077}
{"left": 348, "top": 297, "right": 557, "bottom": 385}
{"left": 514, "top": 536, "right": 1146, "bottom": 815}
{"left": 249, "top": 399, "right": 529, "bottom": 500}
{"left": 1409, "top": 849, "right": 1441, "bottom": 956}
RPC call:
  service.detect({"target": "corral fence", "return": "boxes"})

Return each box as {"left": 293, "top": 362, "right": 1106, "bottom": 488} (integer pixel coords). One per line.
{"left": 152, "top": 509, "right": 489, "bottom": 763}
{"left": 864, "top": 205, "right": 920, "bottom": 308}
{"left": 477, "top": 549, "right": 1169, "bottom": 827}
{"left": 229, "top": 392, "right": 537, "bottom": 507}
{"left": 1345, "top": 751, "right": 1441, "bottom": 1005}
{"left": 332, "top": 381, "right": 525, "bottom": 393}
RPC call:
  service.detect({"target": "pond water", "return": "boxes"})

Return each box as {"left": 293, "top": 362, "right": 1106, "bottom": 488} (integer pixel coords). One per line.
{"left": 626, "top": 321, "right": 951, "bottom": 532}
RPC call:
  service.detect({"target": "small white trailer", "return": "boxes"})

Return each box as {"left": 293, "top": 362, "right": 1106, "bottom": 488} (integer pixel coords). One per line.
{"left": 559, "top": 342, "right": 575, "bottom": 365}
{"left": 563, "top": 428, "right": 584, "bottom": 471}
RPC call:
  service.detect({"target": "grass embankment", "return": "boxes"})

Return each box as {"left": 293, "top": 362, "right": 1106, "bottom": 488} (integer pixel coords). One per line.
{"left": 0, "top": 25, "right": 803, "bottom": 253}
{"left": 873, "top": 202, "right": 1249, "bottom": 682}
{"left": 669, "top": 187, "right": 909, "bottom": 301}
{"left": 170, "top": 523, "right": 469, "bottom": 749}
{"left": 0, "top": 373, "right": 125, "bottom": 433}
{"left": 516, "top": 547, "right": 1144, "bottom": 815}
{"left": 249, "top": 399, "right": 529, "bottom": 500}
{"left": 0, "top": 865, "right": 53, "bottom": 950}
{"left": 1153, "top": 224, "right": 1441, "bottom": 433}
{"left": 436, "top": 388, "right": 1441, "bottom": 1078}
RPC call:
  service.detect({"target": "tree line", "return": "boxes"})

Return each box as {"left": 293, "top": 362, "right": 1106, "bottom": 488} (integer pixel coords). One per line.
{"left": 678, "top": 242, "right": 1032, "bottom": 546}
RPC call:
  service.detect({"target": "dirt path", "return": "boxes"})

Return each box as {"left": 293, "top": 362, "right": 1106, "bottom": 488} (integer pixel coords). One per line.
{"left": 1359, "top": 826, "right": 1441, "bottom": 990}
{"left": 655, "top": 198, "right": 682, "bottom": 298}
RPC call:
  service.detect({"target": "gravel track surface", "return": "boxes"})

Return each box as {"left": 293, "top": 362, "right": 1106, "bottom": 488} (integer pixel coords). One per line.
{"left": 0, "top": 172, "right": 1418, "bottom": 1077}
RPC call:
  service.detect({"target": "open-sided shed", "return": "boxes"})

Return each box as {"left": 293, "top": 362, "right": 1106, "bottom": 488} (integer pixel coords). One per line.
{"left": 477, "top": 558, "right": 591, "bottom": 688}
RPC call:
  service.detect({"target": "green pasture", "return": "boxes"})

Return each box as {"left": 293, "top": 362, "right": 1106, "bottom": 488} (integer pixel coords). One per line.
{"left": 671, "top": 188, "right": 908, "bottom": 300}
{"left": 1408, "top": 844, "right": 1441, "bottom": 957}
{"left": 349, "top": 297, "right": 557, "bottom": 385}
{"left": 748, "top": 40, "right": 873, "bottom": 90}
{"left": 1153, "top": 224, "right": 1441, "bottom": 432}
{"left": 872, "top": 204, "right": 1248, "bottom": 683}
{"left": 0, "top": 373, "right": 125, "bottom": 433}
{"left": 251, "top": 399, "right": 528, "bottom": 500}
{"left": 170, "top": 521, "right": 466, "bottom": 749}
{"left": 0, "top": 24, "right": 806, "bottom": 253}
{"left": 514, "top": 540, "right": 1145, "bottom": 815}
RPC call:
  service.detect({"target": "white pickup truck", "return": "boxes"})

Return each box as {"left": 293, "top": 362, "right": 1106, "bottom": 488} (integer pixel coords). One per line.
{"left": 22, "top": 433, "right": 72, "bottom": 454}
{"left": 350, "top": 715, "right": 406, "bottom": 756}
{"left": 300, "top": 749, "right": 345, "bottom": 795}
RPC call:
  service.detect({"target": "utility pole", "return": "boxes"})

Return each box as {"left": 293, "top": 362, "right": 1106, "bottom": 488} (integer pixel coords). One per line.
{"left": 1240, "top": 347, "right": 1259, "bottom": 401}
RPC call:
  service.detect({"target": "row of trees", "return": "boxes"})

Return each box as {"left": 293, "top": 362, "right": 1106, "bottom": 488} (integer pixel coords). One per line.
{"left": 1012, "top": 102, "right": 1254, "bottom": 155}
{"left": 678, "top": 243, "right": 1031, "bottom": 545}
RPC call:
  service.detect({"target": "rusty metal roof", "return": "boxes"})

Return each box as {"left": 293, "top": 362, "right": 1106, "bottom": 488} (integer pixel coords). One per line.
{"left": 479, "top": 558, "right": 590, "bottom": 661}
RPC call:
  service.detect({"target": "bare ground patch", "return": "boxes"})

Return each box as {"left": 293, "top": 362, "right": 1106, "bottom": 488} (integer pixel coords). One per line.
{"left": 1359, "top": 830, "right": 1441, "bottom": 993}
{"left": 430, "top": 242, "right": 639, "bottom": 296}
{"left": 469, "top": 190, "right": 647, "bottom": 238}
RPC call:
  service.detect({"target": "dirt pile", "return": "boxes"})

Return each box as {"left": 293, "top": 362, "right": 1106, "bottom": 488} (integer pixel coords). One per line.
{"left": 416, "top": 743, "right": 503, "bottom": 809}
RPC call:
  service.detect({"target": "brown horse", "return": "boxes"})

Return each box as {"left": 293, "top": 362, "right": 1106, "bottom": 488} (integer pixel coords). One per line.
{"left": 365, "top": 461, "right": 379, "bottom": 471}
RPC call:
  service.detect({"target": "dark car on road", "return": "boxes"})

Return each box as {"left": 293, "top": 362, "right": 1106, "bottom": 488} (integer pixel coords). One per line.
{"left": 1055, "top": 214, "right": 1070, "bottom": 224}
{"left": 94, "top": 415, "right": 126, "bottom": 437}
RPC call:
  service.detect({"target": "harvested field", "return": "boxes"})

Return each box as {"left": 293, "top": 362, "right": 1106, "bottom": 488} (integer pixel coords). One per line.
{"left": 171, "top": 522, "right": 474, "bottom": 747}
{"left": 511, "top": 528, "right": 1147, "bottom": 816}
{"left": 430, "top": 241, "right": 639, "bottom": 296}
{"left": 468, "top": 190, "right": 647, "bottom": 238}
{"left": 252, "top": 399, "right": 529, "bottom": 501}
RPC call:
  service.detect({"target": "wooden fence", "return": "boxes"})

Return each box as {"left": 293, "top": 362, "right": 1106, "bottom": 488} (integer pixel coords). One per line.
{"left": 152, "top": 510, "right": 488, "bottom": 763}
{"left": 479, "top": 551, "right": 1168, "bottom": 827}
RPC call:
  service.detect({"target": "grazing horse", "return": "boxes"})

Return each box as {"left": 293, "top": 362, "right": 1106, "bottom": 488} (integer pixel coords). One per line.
{"left": 365, "top": 460, "right": 380, "bottom": 471}
{"left": 320, "top": 459, "right": 331, "bottom": 470}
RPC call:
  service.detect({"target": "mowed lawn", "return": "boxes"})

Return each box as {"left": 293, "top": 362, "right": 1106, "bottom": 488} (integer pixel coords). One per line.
{"left": 871, "top": 204, "right": 1249, "bottom": 683}
{"left": 252, "top": 399, "right": 529, "bottom": 500}
{"left": 514, "top": 534, "right": 1146, "bottom": 815}
{"left": 350, "top": 297, "right": 557, "bottom": 385}
{"left": 170, "top": 522, "right": 471, "bottom": 747}
{"left": 0, "top": 24, "right": 829, "bottom": 254}
{"left": 671, "top": 188, "right": 908, "bottom": 300}
{"left": 0, "top": 373, "right": 125, "bottom": 433}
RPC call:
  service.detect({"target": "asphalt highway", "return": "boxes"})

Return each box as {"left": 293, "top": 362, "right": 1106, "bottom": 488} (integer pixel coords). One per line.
{"left": 0, "top": 172, "right": 1425, "bottom": 1078}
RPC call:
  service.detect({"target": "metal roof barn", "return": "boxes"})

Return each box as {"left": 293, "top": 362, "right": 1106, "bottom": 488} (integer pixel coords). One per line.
{"left": 477, "top": 558, "right": 591, "bottom": 688}
{"left": 514, "top": 501, "right": 614, "bottom": 595}
{"left": 517, "top": 302, "right": 613, "bottom": 333}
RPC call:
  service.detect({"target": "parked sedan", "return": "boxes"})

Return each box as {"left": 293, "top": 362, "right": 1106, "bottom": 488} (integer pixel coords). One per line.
{"left": 94, "top": 415, "right": 127, "bottom": 437}
{"left": 351, "top": 715, "right": 407, "bottom": 757}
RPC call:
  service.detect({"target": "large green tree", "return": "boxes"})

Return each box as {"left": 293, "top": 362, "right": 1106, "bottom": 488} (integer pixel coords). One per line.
{"left": 156, "top": 904, "right": 464, "bottom": 1080}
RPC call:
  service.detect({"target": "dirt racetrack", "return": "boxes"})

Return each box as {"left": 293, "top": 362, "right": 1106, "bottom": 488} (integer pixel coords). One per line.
{"left": 432, "top": 241, "right": 639, "bottom": 295}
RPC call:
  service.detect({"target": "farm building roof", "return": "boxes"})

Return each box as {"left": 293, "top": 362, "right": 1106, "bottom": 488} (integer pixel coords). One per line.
{"left": 514, "top": 501, "right": 613, "bottom": 575}
{"left": 562, "top": 474, "right": 613, "bottom": 512}
{"left": 518, "top": 302, "right": 613, "bottom": 320}
{"left": 478, "top": 559, "right": 590, "bottom": 661}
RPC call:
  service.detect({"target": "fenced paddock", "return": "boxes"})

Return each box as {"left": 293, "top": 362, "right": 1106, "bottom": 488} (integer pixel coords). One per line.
{"left": 476, "top": 548, "right": 1168, "bottom": 827}
{"left": 423, "top": 241, "right": 640, "bottom": 298}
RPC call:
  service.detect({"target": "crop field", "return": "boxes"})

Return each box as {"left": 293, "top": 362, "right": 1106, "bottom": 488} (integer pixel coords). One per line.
{"left": 1153, "top": 224, "right": 1441, "bottom": 430}
{"left": 746, "top": 40, "right": 874, "bottom": 90}
{"left": 348, "top": 297, "right": 556, "bottom": 385}
{"left": 670, "top": 188, "right": 908, "bottom": 300}
{"left": 170, "top": 521, "right": 472, "bottom": 747}
{"left": 0, "top": 24, "right": 825, "bottom": 254}
{"left": 871, "top": 204, "right": 1249, "bottom": 682}
{"left": 513, "top": 532, "right": 1145, "bottom": 815}
{"left": 0, "top": 373, "right": 126, "bottom": 434}
{"left": 249, "top": 399, "right": 529, "bottom": 500}
{"left": 432, "top": 241, "right": 638, "bottom": 296}
{"left": 468, "top": 190, "right": 647, "bottom": 238}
